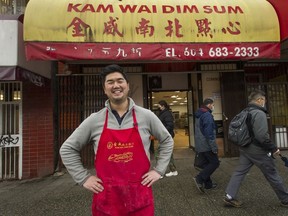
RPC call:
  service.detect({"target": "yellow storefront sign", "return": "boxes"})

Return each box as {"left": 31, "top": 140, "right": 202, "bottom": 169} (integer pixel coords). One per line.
{"left": 24, "top": 0, "right": 280, "bottom": 43}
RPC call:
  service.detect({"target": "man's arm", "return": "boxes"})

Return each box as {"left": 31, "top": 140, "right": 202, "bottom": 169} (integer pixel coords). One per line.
{"left": 59, "top": 117, "right": 93, "bottom": 185}
{"left": 201, "top": 114, "right": 218, "bottom": 153}
{"left": 253, "top": 111, "right": 277, "bottom": 152}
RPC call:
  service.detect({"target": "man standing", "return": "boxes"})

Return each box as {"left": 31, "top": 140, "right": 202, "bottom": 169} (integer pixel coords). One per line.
{"left": 60, "top": 64, "right": 174, "bottom": 215}
{"left": 194, "top": 98, "right": 220, "bottom": 192}
{"left": 224, "top": 89, "right": 288, "bottom": 208}
{"left": 158, "top": 100, "right": 178, "bottom": 177}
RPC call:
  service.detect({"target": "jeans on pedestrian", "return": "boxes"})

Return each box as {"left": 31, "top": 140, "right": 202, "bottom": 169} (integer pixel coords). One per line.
{"left": 196, "top": 151, "right": 220, "bottom": 186}
{"left": 168, "top": 154, "right": 177, "bottom": 172}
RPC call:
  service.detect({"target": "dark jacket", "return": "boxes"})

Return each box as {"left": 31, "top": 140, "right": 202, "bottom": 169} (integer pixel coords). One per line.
{"left": 241, "top": 103, "right": 277, "bottom": 154}
{"left": 158, "top": 108, "right": 175, "bottom": 138}
{"left": 194, "top": 106, "right": 217, "bottom": 153}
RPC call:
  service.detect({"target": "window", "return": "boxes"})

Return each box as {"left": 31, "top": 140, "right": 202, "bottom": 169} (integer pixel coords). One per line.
{"left": 0, "top": 0, "right": 29, "bottom": 15}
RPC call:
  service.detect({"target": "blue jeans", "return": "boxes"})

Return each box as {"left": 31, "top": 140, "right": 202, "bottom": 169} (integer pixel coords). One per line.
{"left": 195, "top": 151, "right": 220, "bottom": 187}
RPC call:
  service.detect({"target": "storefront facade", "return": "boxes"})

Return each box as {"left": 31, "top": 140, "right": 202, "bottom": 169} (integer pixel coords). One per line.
{"left": 1, "top": 0, "right": 288, "bottom": 179}
{"left": 0, "top": 14, "right": 53, "bottom": 180}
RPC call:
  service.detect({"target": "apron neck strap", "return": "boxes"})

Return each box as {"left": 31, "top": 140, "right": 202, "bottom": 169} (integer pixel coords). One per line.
{"left": 132, "top": 108, "right": 138, "bottom": 129}
{"left": 104, "top": 107, "right": 137, "bottom": 129}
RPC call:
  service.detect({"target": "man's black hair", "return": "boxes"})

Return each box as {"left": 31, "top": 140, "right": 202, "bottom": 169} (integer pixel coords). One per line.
{"left": 100, "top": 64, "right": 129, "bottom": 86}
{"left": 203, "top": 98, "right": 214, "bottom": 106}
{"left": 158, "top": 100, "right": 169, "bottom": 109}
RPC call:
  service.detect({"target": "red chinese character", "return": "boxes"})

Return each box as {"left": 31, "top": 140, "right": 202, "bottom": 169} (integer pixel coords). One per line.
{"left": 165, "top": 19, "right": 183, "bottom": 38}
{"left": 195, "top": 18, "right": 213, "bottom": 38}
{"left": 103, "top": 17, "right": 124, "bottom": 37}
{"left": 136, "top": 18, "right": 155, "bottom": 38}
{"left": 222, "top": 21, "right": 241, "bottom": 35}
{"left": 67, "top": 17, "right": 92, "bottom": 37}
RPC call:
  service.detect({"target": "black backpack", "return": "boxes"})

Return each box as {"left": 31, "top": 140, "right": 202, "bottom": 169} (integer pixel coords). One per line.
{"left": 228, "top": 108, "right": 254, "bottom": 147}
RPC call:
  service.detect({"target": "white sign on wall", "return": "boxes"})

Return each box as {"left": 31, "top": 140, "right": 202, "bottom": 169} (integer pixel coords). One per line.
{"left": 0, "top": 19, "right": 52, "bottom": 78}
{"left": 0, "top": 20, "right": 18, "bottom": 65}
{"left": 202, "top": 72, "right": 222, "bottom": 120}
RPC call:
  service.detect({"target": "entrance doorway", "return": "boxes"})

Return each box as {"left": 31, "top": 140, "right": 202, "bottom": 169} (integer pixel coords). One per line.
{"left": 149, "top": 91, "right": 189, "bottom": 149}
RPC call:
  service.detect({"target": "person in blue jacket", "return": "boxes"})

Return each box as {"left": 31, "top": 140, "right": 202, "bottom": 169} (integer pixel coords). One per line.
{"left": 193, "top": 98, "right": 220, "bottom": 192}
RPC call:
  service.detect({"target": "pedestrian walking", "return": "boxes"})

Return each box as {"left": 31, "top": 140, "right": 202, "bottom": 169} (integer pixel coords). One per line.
{"left": 224, "top": 89, "right": 288, "bottom": 208}
{"left": 158, "top": 100, "right": 178, "bottom": 177}
{"left": 60, "top": 64, "right": 174, "bottom": 215}
{"left": 193, "top": 98, "right": 220, "bottom": 192}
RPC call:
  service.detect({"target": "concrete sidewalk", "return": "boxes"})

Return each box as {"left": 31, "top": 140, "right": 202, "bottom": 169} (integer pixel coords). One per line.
{"left": 1, "top": 148, "right": 288, "bottom": 216}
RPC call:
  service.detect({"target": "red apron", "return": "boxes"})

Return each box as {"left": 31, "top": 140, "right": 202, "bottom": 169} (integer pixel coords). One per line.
{"left": 92, "top": 108, "right": 154, "bottom": 216}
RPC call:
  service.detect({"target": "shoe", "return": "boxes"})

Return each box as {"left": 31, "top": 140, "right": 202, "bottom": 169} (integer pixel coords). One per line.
{"left": 205, "top": 183, "right": 217, "bottom": 190}
{"left": 280, "top": 201, "right": 288, "bottom": 208}
{"left": 165, "top": 171, "right": 178, "bottom": 177}
{"left": 193, "top": 177, "right": 204, "bottom": 193}
{"left": 223, "top": 197, "right": 243, "bottom": 208}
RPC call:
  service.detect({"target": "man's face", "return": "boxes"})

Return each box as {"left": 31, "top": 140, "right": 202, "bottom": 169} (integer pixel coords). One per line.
{"left": 158, "top": 104, "right": 164, "bottom": 111}
{"left": 103, "top": 72, "right": 129, "bottom": 104}
{"left": 207, "top": 103, "right": 215, "bottom": 111}
{"left": 256, "top": 97, "right": 266, "bottom": 107}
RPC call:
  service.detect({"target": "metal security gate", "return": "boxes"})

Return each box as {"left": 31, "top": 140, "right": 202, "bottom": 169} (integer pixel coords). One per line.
{"left": 0, "top": 82, "right": 22, "bottom": 180}
{"left": 58, "top": 72, "right": 106, "bottom": 169}
{"left": 247, "top": 83, "right": 288, "bottom": 149}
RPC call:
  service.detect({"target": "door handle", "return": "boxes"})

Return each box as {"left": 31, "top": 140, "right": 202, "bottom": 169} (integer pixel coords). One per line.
{"left": 223, "top": 113, "right": 228, "bottom": 121}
